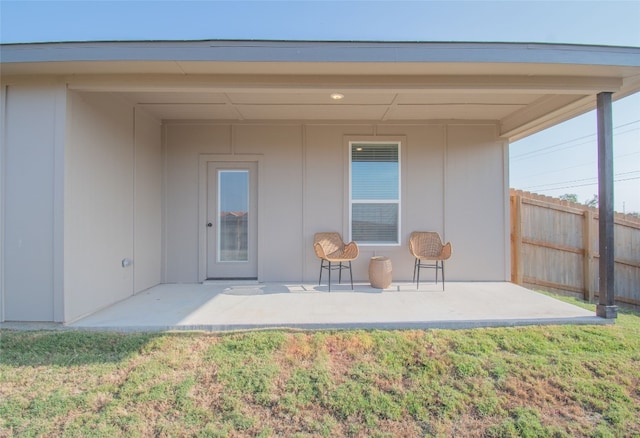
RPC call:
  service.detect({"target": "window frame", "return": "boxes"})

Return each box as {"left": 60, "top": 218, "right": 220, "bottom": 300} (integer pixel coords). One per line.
{"left": 348, "top": 139, "right": 402, "bottom": 246}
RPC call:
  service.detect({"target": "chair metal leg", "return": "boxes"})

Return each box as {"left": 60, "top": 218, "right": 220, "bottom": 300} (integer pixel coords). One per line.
{"left": 320, "top": 259, "right": 356, "bottom": 291}
{"left": 413, "top": 259, "right": 446, "bottom": 291}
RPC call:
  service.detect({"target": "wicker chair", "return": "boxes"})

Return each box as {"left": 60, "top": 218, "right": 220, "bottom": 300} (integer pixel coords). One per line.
{"left": 408, "top": 231, "right": 452, "bottom": 290}
{"left": 313, "top": 232, "right": 359, "bottom": 291}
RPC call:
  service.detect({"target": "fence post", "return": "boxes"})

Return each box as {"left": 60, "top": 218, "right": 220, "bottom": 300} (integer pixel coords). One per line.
{"left": 583, "top": 210, "right": 594, "bottom": 302}
{"left": 511, "top": 193, "right": 523, "bottom": 285}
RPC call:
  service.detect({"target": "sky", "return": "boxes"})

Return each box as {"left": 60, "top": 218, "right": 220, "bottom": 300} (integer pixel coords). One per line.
{"left": 1, "top": 0, "right": 639, "bottom": 212}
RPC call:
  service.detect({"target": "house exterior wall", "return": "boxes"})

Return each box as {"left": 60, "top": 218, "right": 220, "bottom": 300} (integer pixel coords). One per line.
{"left": 65, "top": 91, "right": 134, "bottom": 321}
{"left": 163, "top": 124, "right": 232, "bottom": 282}
{"left": 2, "top": 83, "right": 66, "bottom": 321}
{"left": 1, "top": 86, "right": 508, "bottom": 322}
{"left": 164, "top": 122, "right": 509, "bottom": 284}
{"left": 234, "top": 125, "right": 304, "bottom": 281}
{"left": 3, "top": 40, "right": 636, "bottom": 322}
{"left": 64, "top": 92, "right": 162, "bottom": 322}
{"left": 134, "top": 109, "right": 163, "bottom": 292}
{"left": 445, "top": 124, "right": 509, "bottom": 281}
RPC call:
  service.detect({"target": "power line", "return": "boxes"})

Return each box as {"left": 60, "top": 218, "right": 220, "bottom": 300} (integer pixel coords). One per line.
{"left": 510, "top": 127, "right": 639, "bottom": 162}
{"left": 522, "top": 170, "right": 640, "bottom": 191}
{"left": 513, "top": 150, "right": 640, "bottom": 181}
{"left": 511, "top": 134, "right": 595, "bottom": 160}
{"left": 510, "top": 120, "right": 640, "bottom": 161}
{"left": 525, "top": 170, "right": 640, "bottom": 187}
{"left": 515, "top": 160, "right": 594, "bottom": 179}
{"left": 530, "top": 176, "right": 640, "bottom": 193}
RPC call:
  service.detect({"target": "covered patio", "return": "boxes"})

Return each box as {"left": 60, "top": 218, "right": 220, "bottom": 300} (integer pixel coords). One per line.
{"left": 2, "top": 41, "right": 639, "bottom": 325}
{"left": 63, "top": 282, "right": 603, "bottom": 332}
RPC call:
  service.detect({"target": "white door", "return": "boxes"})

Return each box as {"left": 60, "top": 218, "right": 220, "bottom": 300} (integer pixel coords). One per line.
{"left": 206, "top": 162, "right": 258, "bottom": 279}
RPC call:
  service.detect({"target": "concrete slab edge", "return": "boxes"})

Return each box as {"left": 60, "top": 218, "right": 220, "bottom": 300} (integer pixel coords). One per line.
{"left": 2, "top": 316, "right": 611, "bottom": 333}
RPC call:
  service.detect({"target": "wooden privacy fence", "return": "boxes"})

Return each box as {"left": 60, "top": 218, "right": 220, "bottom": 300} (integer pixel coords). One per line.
{"left": 510, "top": 189, "right": 640, "bottom": 308}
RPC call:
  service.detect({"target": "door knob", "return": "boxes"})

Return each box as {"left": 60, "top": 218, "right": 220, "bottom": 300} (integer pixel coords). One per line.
{"left": 207, "top": 222, "right": 213, "bottom": 228}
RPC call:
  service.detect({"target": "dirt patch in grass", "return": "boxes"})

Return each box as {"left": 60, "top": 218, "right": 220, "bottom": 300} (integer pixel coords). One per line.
{"left": 2, "top": 299, "right": 640, "bottom": 437}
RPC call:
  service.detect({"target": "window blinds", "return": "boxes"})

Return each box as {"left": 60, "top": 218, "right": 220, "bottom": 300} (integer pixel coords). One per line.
{"left": 351, "top": 143, "right": 400, "bottom": 244}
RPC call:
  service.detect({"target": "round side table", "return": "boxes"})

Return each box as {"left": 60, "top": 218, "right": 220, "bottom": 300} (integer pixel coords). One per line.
{"left": 369, "top": 256, "right": 392, "bottom": 289}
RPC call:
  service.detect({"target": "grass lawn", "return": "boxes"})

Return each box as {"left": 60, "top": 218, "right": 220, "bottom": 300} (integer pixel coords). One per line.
{"left": 1, "top": 295, "right": 639, "bottom": 437}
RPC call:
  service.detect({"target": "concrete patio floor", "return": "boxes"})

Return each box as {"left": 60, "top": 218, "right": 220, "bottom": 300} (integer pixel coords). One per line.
{"left": 50, "top": 281, "right": 608, "bottom": 332}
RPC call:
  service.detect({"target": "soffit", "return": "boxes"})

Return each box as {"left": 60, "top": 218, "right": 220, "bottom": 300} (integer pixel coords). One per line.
{"left": 2, "top": 41, "right": 639, "bottom": 141}
{"left": 75, "top": 69, "right": 633, "bottom": 141}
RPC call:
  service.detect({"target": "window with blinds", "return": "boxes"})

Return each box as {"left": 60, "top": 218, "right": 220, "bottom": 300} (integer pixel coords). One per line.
{"left": 350, "top": 142, "right": 400, "bottom": 244}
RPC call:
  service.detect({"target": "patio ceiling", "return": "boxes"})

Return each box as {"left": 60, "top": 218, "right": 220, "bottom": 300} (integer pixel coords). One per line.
{"left": 2, "top": 41, "right": 639, "bottom": 141}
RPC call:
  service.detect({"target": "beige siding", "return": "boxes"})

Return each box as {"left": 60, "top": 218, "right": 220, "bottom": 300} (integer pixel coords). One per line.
{"left": 134, "top": 109, "right": 163, "bottom": 292}
{"left": 302, "top": 125, "right": 374, "bottom": 281}
{"left": 2, "top": 84, "right": 66, "bottom": 321}
{"left": 378, "top": 124, "right": 447, "bottom": 282}
{"left": 65, "top": 93, "right": 163, "bottom": 322}
{"left": 164, "top": 122, "right": 508, "bottom": 283}
{"left": 3, "top": 91, "right": 509, "bottom": 323}
{"left": 235, "top": 125, "right": 304, "bottom": 281}
{"left": 163, "top": 124, "right": 231, "bottom": 282}
{"left": 65, "top": 92, "right": 135, "bottom": 321}
{"left": 445, "top": 125, "right": 507, "bottom": 281}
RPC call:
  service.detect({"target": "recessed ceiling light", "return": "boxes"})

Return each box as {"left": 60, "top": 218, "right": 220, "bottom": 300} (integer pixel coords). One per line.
{"left": 330, "top": 93, "right": 344, "bottom": 100}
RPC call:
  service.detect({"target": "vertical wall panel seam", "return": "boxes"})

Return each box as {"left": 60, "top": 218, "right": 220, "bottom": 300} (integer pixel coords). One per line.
{"left": 502, "top": 131, "right": 511, "bottom": 281}
{"left": 161, "top": 123, "right": 168, "bottom": 283}
{"left": 443, "top": 124, "right": 448, "bottom": 239}
{"left": 132, "top": 106, "right": 136, "bottom": 295}
{"left": 62, "top": 87, "right": 71, "bottom": 321}
{"left": 230, "top": 124, "right": 235, "bottom": 155}
{"left": 52, "top": 84, "right": 66, "bottom": 321}
{"left": 401, "top": 133, "right": 405, "bottom": 246}
{"left": 0, "top": 86, "right": 7, "bottom": 321}
{"left": 51, "top": 88, "right": 57, "bottom": 320}
{"left": 301, "top": 124, "right": 307, "bottom": 282}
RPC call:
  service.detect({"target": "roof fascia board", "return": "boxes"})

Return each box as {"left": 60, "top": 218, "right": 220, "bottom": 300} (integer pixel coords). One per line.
{"left": 2, "top": 41, "right": 639, "bottom": 67}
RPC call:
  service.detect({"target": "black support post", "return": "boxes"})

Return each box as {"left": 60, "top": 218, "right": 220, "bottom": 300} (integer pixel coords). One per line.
{"left": 596, "top": 92, "right": 618, "bottom": 319}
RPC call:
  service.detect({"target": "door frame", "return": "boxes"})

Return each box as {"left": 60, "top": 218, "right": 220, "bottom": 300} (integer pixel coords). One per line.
{"left": 198, "top": 154, "right": 263, "bottom": 282}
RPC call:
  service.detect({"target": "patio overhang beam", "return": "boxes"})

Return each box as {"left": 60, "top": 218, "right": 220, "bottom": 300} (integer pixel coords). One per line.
{"left": 500, "top": 95, "right": 595, "bottom": 141}
{"left": 62, "top": 74, "right": 622, "bottom": 95}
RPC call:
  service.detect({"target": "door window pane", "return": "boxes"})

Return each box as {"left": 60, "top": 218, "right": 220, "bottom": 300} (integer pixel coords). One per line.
{"left": 218, "top": 170, "right": 249, "bottom": 262}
